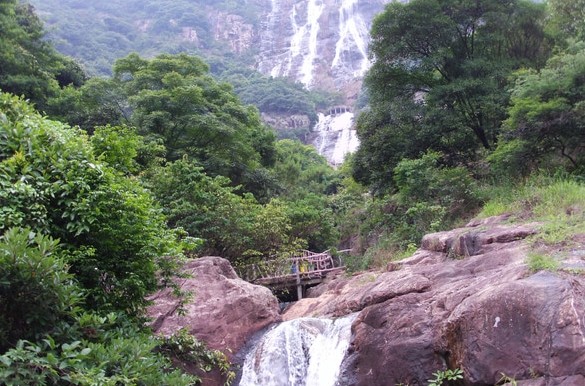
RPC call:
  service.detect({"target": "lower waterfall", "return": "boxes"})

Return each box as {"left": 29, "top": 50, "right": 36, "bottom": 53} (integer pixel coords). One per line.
{"left": 238, "top": 314, "right": 356, "bottom": 386}
{"left": 311, "top": 112, "right": 359, "bottom": 166}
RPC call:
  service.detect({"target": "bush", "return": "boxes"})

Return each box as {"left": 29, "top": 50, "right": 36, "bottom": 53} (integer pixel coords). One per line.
{"left": 0, "top": 328, "right": 199, "bottom": 385}
{"left": 0, "top": 228, "right": 82, "bottom": 353}
{"left": 393, "top": 151, "right": 480, "bottom": 220}
{"left": 526, "top": 252, "right": 559, "bottom": 272}
{"left": 0, "top": 93, "right": 182, "bottom": 315}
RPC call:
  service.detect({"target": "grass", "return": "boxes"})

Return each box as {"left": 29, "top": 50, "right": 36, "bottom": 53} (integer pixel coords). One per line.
{"left": 479, "top": 175, "right": 585, "bottom": 246}
{"left": 526, "top": 252, "right": 560, "bottom": 272}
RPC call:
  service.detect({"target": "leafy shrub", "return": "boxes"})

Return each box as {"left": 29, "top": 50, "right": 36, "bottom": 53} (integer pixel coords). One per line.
{"left": 0, "top": 332, "right": 199, "bottom": 385}
{"left": 0, "top": 93, "right": 182, "bottom": 315}
{"left": 393, "top": 151, "right": 480, "bottom": 220}
{"left": 157, "top": 329, "right": 235, "bottom": 385}
{"left": 0, "top": 228, "right": 81, "bottom": 353}
{"left": 427, "top": 368, "right": 464, "bottom": 386}
{"left": 526, "top": 252, "right": 559, "bottom": 272}
{"left": 143, "top": 159, "right": 303, "bottom": 262}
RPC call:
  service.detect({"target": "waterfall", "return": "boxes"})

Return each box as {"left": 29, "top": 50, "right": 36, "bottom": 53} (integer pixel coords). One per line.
{"left": 300, "top": 0, "right": 324, "bottom": 87}
{"left": 266, "top": 0, "right": 283, "bottom": 78}
{"left": 239, "top": 314, "right": 356, "bottom": 386}
{"left": 256, "top": 0, "right": 389, "bottom": 96}
{"left": 332, "top": 0, "right": 370, "bottom": 77}
{"left": 264, "top": 0, "right": 325, "bottom": 88}
{"left": 312, "top": 111, "right": 359, "bottom": 166}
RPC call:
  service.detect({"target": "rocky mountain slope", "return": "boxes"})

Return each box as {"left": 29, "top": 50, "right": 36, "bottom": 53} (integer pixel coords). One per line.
{"left": 147, "top": 215, "right": 585, "bottom": 385}
{"left": 31, "top": 0, "right": 387, "bottom": 102}
{"left": 31, "top": 0, "right": 390, "bottom": 164}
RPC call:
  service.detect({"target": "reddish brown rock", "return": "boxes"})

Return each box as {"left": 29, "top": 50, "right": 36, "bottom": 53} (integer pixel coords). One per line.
{"left": 284, "top": 217, "right": 585, "bottom": 385}
{"left": 147, "top": 256, "right": 281, "bottom": 358}
{"left": 508, "top": 375, "right": 585, "bottom": 385}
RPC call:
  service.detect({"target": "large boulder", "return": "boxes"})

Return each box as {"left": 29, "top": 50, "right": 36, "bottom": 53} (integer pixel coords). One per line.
{"left": 284, "top": 217, "right": 585, "bottom": 385}
{"left": 147, "top": 256, "right": 281, "bottom": 357}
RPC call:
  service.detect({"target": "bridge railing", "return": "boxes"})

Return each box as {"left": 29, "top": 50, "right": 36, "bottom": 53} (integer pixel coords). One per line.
{"left": 235, "top": 249, "right": 350, "bottom": 283}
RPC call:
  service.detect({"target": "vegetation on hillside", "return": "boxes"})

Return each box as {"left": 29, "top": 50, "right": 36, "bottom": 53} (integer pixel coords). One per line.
{"left": 1, "top": 0, "right": 584, "bottom": 383}
{"left": 30, "top": 0, "right": 340, "bottom": 140}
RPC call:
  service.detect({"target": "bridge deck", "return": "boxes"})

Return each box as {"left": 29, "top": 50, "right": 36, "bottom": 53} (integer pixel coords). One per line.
{"left": 237, "top": 249, "right": 349, "bottom": 299}
{"left": 254, "top": 266, "right": 344, "bottom": 289}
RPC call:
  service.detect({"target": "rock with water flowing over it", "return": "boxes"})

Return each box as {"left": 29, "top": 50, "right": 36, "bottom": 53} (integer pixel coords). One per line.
{"left": 284, "top": 216, "right": 585, "bottom": 385}
{"left": 147, "top": 257, "right": 281, "bottom": 366}
{"left": 256, "top": 0, "right": 389, "bottom": 97}
{"left": 239, "top": 315, "right": 356, "bottom": 386}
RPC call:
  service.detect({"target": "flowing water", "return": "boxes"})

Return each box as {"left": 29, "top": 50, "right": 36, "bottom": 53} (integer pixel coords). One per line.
{"left": 239, "top": 314, "right": 356, "bottom": 386}
{"left": 258, "top": 0, "right": 378, "bottom": 164}
{"left": 259, "top": 0, "right": 379, "bottom": 88}
{"left": 332, "top": 0, "right": 370, "bottom": 78}
{"left": 312, "top": 112, "right": 359, "bottom": 166}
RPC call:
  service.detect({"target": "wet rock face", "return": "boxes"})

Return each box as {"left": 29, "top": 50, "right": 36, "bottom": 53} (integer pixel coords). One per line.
{"left": 147, "top": 256, "right": 281, "bottom": 358}
{"left": 284, "top": 217, "right": 585, "bottom": 385}
{"left": 255, "top": 0, "right": 389, "bottom": 100}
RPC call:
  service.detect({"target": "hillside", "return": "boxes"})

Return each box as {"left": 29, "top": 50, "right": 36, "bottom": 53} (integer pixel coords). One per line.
{"left": 30, "top": 0, "right": 267, "bottom": 75}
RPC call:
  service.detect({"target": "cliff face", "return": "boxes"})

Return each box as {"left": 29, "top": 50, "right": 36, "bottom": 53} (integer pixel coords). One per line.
{"left": 283, "top": 215, "right": 585, "bottom": 385}
{"left": 254, "top": 0, "right": 388, "bottom": 103}
{"left": 32, "top": 0, "right": 391, "bottom": 163}
{"left": 195, "top": 0, "right": 388, "bottom": 103}
{"left": 209, "top": 0, "right": 389, "bottom": 163}
{"left": 148, "top": 217, "right": 585, "bottom": 385}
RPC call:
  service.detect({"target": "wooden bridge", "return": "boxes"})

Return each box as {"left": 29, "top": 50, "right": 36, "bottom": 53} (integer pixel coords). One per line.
{"left": 236, "top": 250, "right": 348, "bottom": 300}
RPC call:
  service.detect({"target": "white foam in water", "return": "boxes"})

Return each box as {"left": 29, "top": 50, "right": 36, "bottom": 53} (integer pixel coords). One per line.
{"left": 313, "top": 112, "right": 359, "bottom": 165}
{"left": 239, "top": 314, "right": 356, "bottom": 386}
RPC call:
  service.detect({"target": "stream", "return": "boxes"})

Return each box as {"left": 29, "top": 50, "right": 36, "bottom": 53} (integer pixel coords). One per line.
{"left": 238, "top": 314, "right": 356, "bottom": 386}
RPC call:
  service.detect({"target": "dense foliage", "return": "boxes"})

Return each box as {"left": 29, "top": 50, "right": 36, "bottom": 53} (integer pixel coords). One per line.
{"left": 2, "top": 0, "right": 585, "bottom": 382}
{"left": 490, "top": 41, "right": 585, "bottom": 175}
{"left": 353, "top": 0, "right": 551, "bottom": 193}
{"left": 28, "top": 0, "right": 264, "bottom": 75}
{"left": 0, "top": 0, "right": 85, "bottom": 111}
{"left": 0, "top": 93, "right": 186, "bottom": 315}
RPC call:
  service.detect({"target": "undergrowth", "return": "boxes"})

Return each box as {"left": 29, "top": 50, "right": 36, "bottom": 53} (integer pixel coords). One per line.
{"left": 526, "top": 252, "right": 560, "bottom": 272}
{"left": 479, "top": 175, "right": 585, "bottom": 246}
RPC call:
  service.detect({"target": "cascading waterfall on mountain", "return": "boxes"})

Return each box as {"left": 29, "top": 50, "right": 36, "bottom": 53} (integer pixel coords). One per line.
{"left": 238, "top": 314, "right": 356, "bottom": 386}
{"left": 313, "top": 112, "right": 359, "bottom": 166}
{"left": 332, "top": 0, "right": 370, "bottom": 77}
{"left": 256, "top": 0, "right": 389, "bottom": 165}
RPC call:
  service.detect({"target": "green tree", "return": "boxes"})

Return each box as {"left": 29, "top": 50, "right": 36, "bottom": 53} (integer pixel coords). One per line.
{"left": 0, "top": 93, "right": 181, "bottom": 315}
{"left": 490, "top": 42, "right": 585, "bottom": 175}
{"left": 143, "top": 159, "right": 295, "bottom": 261}
{"left": 46, "top": 77, "right": 128, "bottom": 132}
{"left": 273, "top": 139, "right": 340, "bottom": 198}
{"left": 0, "top": 1, "right": 83, "bottom": 111}
{"left": 0, "top": 228, "right": 81, "bottom": 353}
{"left": 143, "top": 159, "right": 252, "bottom": 258}
{"left": 547, "top": 0, "right": 585, "bottom": 42}
{"left": 354, "top": 0, "right": 551, "bottom": 193}
{"left": 113, "top": 53, "right": 276, "bottom": 191}
{"left": 285, "top": 194, "right": 339, "bottom": 252}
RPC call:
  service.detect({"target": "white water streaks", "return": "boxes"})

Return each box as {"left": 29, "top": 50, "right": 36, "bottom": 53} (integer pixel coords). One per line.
{"left": 332, "top": 0, "right": 370, "bottom": 77}
{"left": 282, "top": 2, "right": 302, "bottom": 77}
{"left": 300, "top": 0, "right": 325, "bottom": 87}
{"left": 268, "top": 0, "right": 325, "bottom": 87}
{"left": 239, "top": 314, "right": 356, "bottom": 386}
{"left": 313, "top": 111, "right": 359, "bottom": 165}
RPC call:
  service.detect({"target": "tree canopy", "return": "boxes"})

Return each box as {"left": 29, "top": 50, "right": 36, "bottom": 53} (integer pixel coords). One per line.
{"left": 353, "top": 0, "right": 550, "bottom": 193}
{"left": 0, "top": 0, "right": 85, "bottom": 111}
{"left": 0, "top": 93, "right": 181, "bottom": 314}
{"left": 490, "top": 42, "right": 585, "bottom": 175}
